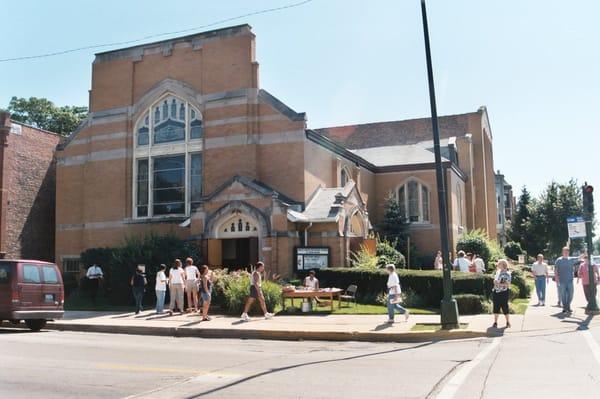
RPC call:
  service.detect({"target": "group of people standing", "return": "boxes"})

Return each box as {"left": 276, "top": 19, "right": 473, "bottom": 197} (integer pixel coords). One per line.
{"left": 131, "top": 259, "right": 273, "bottom": 322}
{"left": 531, "top": 247, "right": 599, "bottom": 314}
{"left": 433, "top": 250, "right": 485, "bottom": 273}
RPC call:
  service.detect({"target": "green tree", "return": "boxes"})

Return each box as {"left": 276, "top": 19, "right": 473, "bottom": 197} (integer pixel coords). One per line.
{"left": 6, "top": 96, "right": 87, "bottom": 136}
{"left": 508, "top": 187, "right": 545, "bottom": 256}
{"left": 377, "top": 195, "right": 411, "bottom": 258}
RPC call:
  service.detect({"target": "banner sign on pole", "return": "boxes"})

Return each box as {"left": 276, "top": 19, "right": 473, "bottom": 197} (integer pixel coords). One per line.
{"left": 567, "top": 216, "right": 586, "bottom": 239}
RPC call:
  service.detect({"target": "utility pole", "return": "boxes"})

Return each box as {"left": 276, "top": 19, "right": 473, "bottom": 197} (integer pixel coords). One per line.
{"left": 420, "top": 0, "right": 459, "bottom": 328}
{"left": 582, "top": 183, "right": 599, "bottom": 314}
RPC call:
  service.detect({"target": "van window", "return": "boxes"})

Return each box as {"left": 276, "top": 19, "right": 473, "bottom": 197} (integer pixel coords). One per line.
{"left": 22, "top": 265, "right": 41, "bottom": 283}
{"left": 42, "top": 266, "right": 59, "bottom": 283}
{"left": 0, "top": 264, "right": 10, "bottom": 283}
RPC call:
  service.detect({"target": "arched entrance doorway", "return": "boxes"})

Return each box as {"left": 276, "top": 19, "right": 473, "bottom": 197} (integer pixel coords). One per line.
{"left": 204, "top": 201, "right": 270, "bottom": 268}
{"left": 216, "top": 213, "right": 260, "bottom": 268}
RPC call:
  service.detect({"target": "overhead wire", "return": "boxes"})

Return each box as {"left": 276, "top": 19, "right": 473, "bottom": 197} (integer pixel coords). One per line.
{"left": 0, "top": 0, "right": 314, "bottom": 63}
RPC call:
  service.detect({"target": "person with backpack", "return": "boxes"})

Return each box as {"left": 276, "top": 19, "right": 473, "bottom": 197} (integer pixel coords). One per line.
{"left": 130, "top": 265, "right": 147, "bottom": 315}
{"left": 240, "top": 262, "right": 274, "bottom": 321}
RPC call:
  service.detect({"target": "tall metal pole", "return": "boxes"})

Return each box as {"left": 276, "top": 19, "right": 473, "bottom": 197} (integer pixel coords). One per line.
{"left": 583, "top": 184, "right": 599, "bottom": 314}
{"left": 420, "top": 0, "right": 459, "bottom": 328}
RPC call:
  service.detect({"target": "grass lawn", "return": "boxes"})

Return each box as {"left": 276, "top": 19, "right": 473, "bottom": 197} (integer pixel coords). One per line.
{"left": 511, "top": 298, "right": 530, "bottom": 315}
{"left": 275, "top": 298, "right": 438, "bottom": 315}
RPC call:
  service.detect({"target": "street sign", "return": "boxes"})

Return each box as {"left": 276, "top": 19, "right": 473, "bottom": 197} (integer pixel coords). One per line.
{"left": 567, "top": 216, "right": 586, "bottom": 238}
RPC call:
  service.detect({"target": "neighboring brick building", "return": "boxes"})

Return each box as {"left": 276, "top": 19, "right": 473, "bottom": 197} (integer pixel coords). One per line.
{"left": 0, "top": 112, "right": 60, "bottom": 261}
{"left": 56, "top": 24, "right": 500, "bottom": 276}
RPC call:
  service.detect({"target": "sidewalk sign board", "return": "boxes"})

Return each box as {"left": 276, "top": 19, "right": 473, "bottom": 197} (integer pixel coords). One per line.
{"left": 567, "top": 216, "right": 586, "bottom": 239}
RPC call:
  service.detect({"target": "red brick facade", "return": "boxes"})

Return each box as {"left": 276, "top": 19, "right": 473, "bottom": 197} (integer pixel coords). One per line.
{"left": 0, "top": 112, "right": 60, "bottom": 261}
{"left": 55, "top": 24, "right": 499, "bottom": 276}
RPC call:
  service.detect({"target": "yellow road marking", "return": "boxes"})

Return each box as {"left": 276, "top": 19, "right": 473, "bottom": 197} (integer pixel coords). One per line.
{"left": 95, "top": 363, "right": 206, "bottom": 374}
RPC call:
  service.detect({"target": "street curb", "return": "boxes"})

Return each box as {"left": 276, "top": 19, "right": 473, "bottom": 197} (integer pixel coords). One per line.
{"left": 42, "top": 322, "right": 488, "bottom": 343}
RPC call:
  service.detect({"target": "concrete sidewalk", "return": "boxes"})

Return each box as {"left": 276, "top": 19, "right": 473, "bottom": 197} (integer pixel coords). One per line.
{"left": 6, "top": 279, "right": 599, "bottom": 342}
{"left": 39, "top": 310, "right": 493, "bottom": 342}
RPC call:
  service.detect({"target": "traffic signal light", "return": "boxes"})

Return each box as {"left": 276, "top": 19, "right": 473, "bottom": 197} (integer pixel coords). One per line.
{"left": 583, "top": 184, "right": 594, "bottom": 220}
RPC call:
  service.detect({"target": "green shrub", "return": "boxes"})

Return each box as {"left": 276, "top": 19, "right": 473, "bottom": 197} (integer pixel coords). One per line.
{"left": 214, "top": 269, "right": 280, "bottom": 315}
{"left": 510, "top": 269, "right": 531, "bottom": 298}
{"left": 376, "top": 239, "right": 406, "bottom": 269}
{"left": 508, "top": 284, "right": 520, "bottom": 301}
{"left": 457, "top": 230, "right": 492, "bottom": 264}
{"left": 349, "top": 245, "right": 379, "bottom": 270}
{"left": 504, "top": 241, "right": 523, "bottom": 261}
{"left": 454, "top": 294, "right": 490, "bottom": 314}
{"left": 311, "top": 268, "right": 494, "bottom": 307}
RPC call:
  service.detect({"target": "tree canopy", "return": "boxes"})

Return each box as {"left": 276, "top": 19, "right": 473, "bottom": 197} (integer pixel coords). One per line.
{"left": 5, "top": 96, "right": 87, "bottom": 136}
{"left": 508, "top": 180, "right": 586, "bottom": 259}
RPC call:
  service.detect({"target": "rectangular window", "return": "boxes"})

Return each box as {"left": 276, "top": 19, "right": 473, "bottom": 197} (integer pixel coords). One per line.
{"left": 137, "top": 159, "right": 149, "bottom": 217}
{"left": 0, "top": 263, "right": 11, "bottom": 283}
{"left": 22, "top": 265, "right": 41, "bottom": 283}
{"left": 190, "top": 153, "right": 202, "bottom": 202}
{"left": 42, "top": 266, "right": 59, "bottom": 283}
{"left": 63, "top": 259, "right": 81, "bottom": 273}
{"left": 408, "top": 181, "right": 420, "bottom": 222}
{"left": 153, "top": 155, "right": 185, "bottom": 215}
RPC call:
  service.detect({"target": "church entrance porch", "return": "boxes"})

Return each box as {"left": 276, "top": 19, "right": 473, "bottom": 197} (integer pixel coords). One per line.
{"left": 221, "top": 238, "right": 258, "bottom": 269}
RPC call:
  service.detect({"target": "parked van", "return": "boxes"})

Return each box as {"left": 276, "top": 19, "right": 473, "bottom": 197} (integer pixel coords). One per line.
{"left": 0, "top": 260, "right": 64, "bottom": 331}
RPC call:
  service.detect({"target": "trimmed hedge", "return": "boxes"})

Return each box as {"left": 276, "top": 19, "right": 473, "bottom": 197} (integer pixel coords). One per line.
{"left": 307, "top": 268, "right": 494, "bottom": 306}
{"left": 454, "top": 294, "right": 490, "bottom": 315}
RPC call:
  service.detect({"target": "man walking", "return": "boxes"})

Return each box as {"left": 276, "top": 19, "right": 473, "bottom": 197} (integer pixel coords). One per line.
{"left": 241, "top": 262, "right": 273, "bottom": 321}
{"left": 555, "top": 247, "right": 578, "bottom": 314}
{"left": 86, "top": 263, "right": 104, "bottom": 304}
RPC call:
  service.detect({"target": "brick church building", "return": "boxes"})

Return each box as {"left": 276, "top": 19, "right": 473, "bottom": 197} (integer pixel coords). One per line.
{"left": 55, "top": 25, "right": 499, "bottom": 277}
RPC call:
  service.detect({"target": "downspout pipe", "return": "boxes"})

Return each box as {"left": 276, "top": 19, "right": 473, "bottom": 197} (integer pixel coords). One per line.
{"left": 304, "top": 222, "right": 313, "bottom": 247}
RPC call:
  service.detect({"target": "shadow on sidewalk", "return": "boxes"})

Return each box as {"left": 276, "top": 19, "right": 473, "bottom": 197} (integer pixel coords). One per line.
{"left": 182, "top": 341, "right": 437, "bottom": 398}
{"left": 371, "top": 323, "right": 394, "bottom": 332}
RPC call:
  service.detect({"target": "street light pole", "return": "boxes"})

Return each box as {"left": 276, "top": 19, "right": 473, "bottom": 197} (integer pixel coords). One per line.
{"left": 420, "top": 0, "right": 459, "bottom": 328}
{"left": 582, "top": 183, "right": 599, "bottom": 314}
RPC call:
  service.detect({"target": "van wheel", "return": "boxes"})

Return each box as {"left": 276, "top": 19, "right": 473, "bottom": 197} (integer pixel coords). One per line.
{"left": 25, "top": 319, "right": 46, "bottom": 332}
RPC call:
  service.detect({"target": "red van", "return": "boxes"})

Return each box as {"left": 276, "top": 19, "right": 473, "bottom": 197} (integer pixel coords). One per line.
{"left": 0, "top": 260, "right": 64, "bottom": 331}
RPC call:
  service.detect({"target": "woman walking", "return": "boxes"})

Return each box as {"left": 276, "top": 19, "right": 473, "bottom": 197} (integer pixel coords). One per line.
{"left": 385, "top": 264, "right": 409, "bottom": 324}
{"left": 531, "top": 254, "right": 549, "bottom": 306}
{"left": 199, "top": 265, "right": 212, "bottom": 321}
{"left": 434, "top": 251, "right": 443, "bottom": 270}
{"left": 577, "top": 254, "right": 599, "bottom": 303}
{"left": 492, "top": 259, "right": 511, "bottom": 328}
{"left": 168, "top": 259, "right": 185, "bottom": 315}
{"left": 155, "top": 264, "right": 168, "bottom": 314}
{"left": 240, "top": 262, "right": 274, "bottom": 321}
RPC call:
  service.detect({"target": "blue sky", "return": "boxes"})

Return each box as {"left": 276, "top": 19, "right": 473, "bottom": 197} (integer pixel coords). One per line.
{"left": 1, "top": 0, "right": 599, "bottom": 205}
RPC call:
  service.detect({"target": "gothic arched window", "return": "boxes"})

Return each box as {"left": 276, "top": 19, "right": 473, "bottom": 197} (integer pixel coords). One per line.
{"left": 396, "top": 180, "right": 430, "bottom": 223}
{"left": 133, "top": 94, "right": 204, "bottom": 218}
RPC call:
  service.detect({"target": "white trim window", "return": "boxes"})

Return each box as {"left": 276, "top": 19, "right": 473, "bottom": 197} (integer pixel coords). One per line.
{"left": 133, "top": 94, "right": 203, "bottom": 218}
{"left": 397, "top": 180, "right": 430, "bottom": 223}
{"left": 340, "top": 166, "right": 351, "bottom": 187}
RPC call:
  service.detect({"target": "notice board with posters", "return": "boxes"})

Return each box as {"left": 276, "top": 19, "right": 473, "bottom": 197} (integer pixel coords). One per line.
{"left": 294, "top": 247, "right": 330, "bottom": 271}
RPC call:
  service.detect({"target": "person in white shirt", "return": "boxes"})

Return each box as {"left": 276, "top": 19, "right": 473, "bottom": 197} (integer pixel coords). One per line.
{"left": 385, "top": 264, "right": 409, "bottom": 324}
{"left": 304, "top": 270, "right": 320, "bottom": 290}
{"left": 155, "top": 264, "right": 168, "bottom": 314}
{"left": 86, "top": 264, "right": 103, "bottom": 304}
{"left": 168, "top": 259, "right": 185, "bottom": 315}
{"left": 531, "top": 254, "right": 549, "bottom": 306}
{"left": 434, "top": 251, "right": 443, "bottom": 270}
{"left": 184, "top": 258, "right": 200, "bottom": 312}
{"left": 473, "top": 254, "right": 486, "bottom": 274}
{"left": 453, "top": 251, "right": 471, "bottom": 273}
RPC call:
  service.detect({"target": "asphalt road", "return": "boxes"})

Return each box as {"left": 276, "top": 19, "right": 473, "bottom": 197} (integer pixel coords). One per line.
{"left": 1, "top": 324, "right": 600, "bottom": 399}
